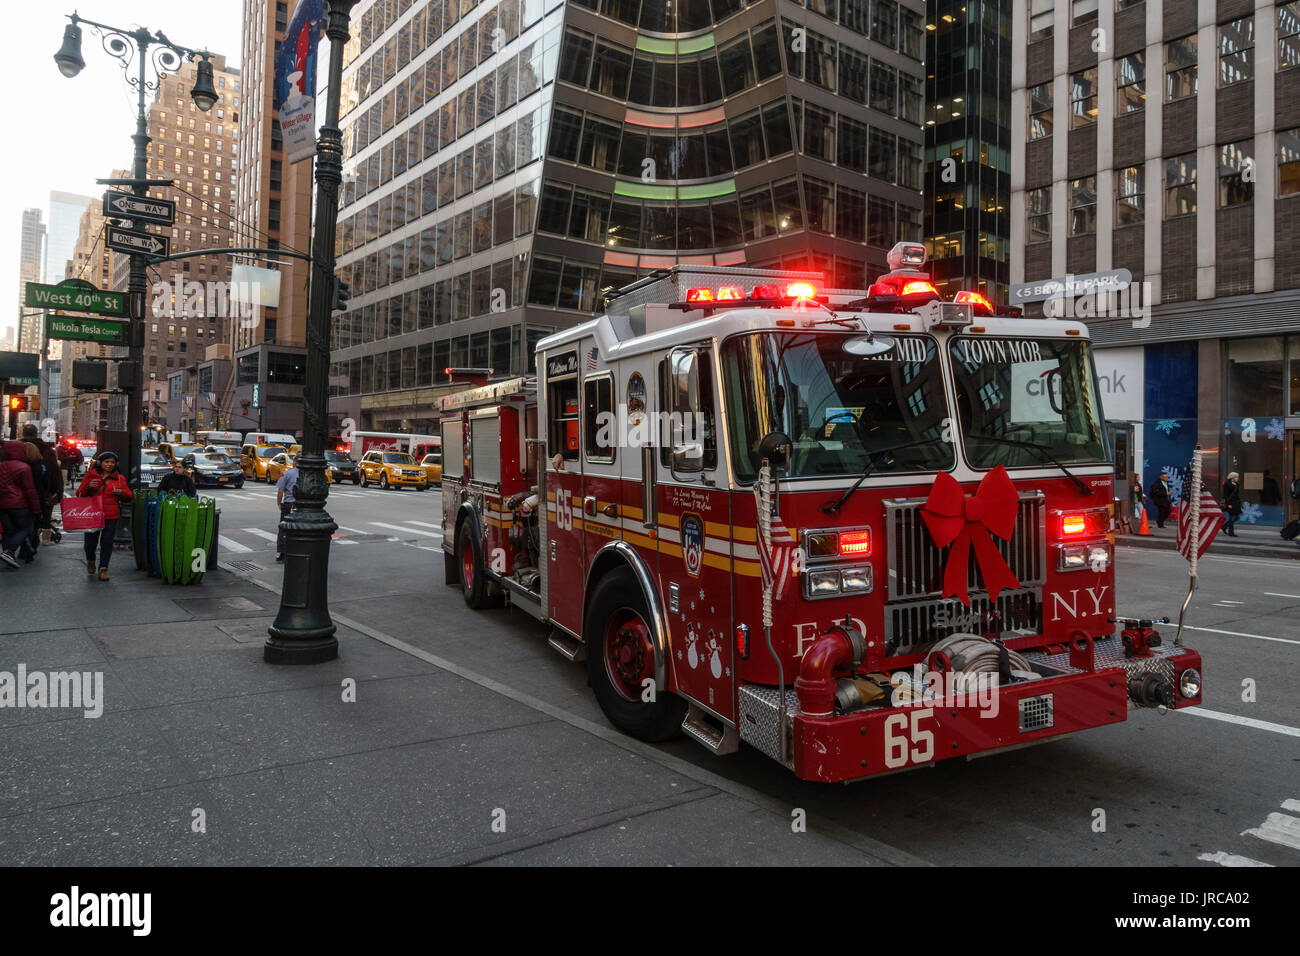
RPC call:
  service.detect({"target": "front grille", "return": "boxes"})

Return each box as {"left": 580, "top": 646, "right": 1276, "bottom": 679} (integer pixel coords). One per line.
{"left": 885, "top": 588, "right": 1043, "bottom": 655}
{"left": 1019, "top": 694, "right": 1055, "bottom": 732}
{"left": 885, "top": 491, "right": 1046, "bottom": 602}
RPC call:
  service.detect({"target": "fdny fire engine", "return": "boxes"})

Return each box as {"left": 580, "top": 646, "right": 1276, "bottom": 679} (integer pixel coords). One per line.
{"left": 438, "top": 244, "right": 1203, "bottom": 784}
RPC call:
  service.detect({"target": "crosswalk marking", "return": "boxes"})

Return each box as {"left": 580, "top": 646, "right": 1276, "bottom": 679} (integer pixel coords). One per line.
{"left": 1196, "top": 851, "right": 1272, "bottom": 867}
{"left": 369, "top": 521, "right": 442, "bottom": 539}
{"left": 1244, "top": 812, "right": 1300, "bottom": 851}
{"left": 218, "top": 535, "right": 252, "bottom": 553}
{"left": 241, "top": 528, "right": 279, "bottom": 542}
{"left": 404, "top": 521, "right": 444, "bottom": 530}
{"left": 1181, "top": 708, "right": 1300, "bottom": 738}
{"left": 333, "top": 538, "right": 357, "bottom": 546}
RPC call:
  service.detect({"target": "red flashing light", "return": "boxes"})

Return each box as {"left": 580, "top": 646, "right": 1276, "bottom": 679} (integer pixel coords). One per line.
{"left": 899, "top": 280, "right": 939, "bottom": 297}
{"left": 686, "top": 287, "right": 715, "bottom": 302}
{"left": 716, "top": 285, "right": 743, "bottom": 300}
{"left": 1061, "top": 513, "right": 1087, "bottom": 535}
{"left": 735, "top": 624, "right": 750, "bottom": 659}
{"left": 785, "top": 281, "right": 816, "bottom": 299}
{"left": 955, "top": 290, "right": 994, "bottom": 312}
{"left": 751, "top": 284, "right": 781, "bottom": 299}
{"left": 840, "top": 529, "right": 872, "bottom": 556}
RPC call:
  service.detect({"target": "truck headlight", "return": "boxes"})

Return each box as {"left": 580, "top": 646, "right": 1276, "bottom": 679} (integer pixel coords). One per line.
{"left": 1058, "top": 544, "right": 1089, "bottom": 570}
{"left": 840, "top": 566, "right": 872, "bottom": 592}
{"left": 1178, "top": 668, "right": 1201, "bottom": 699}
{"left": 807, "top": 569, "right": 841, "bottom": 595}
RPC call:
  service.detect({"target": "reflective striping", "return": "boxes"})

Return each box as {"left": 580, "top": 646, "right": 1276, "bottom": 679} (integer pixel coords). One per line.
{"left": 218, "top": 535, "right": 252, "bottom": 553}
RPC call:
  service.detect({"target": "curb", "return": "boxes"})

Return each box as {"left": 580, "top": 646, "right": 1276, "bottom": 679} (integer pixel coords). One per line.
{"left": 1117, "top": 534, "right": 1300, "bottom": 560}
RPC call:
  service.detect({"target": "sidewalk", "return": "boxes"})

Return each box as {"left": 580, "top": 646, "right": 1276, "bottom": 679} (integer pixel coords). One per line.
{"left": 0, "top": 536, "right": 898, "bottom": 866}
{"left": 1118, "top": 522, "right": 1300, "bottom": 560}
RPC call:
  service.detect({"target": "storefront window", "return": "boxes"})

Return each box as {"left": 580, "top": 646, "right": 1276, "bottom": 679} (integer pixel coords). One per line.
{"left": 1225, "top": 337, "right": 1286, "bottom": 525}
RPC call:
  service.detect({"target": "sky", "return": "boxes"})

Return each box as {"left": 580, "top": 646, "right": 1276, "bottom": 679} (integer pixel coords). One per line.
{"left": 2, "top": 1, "right": 243, "bottom": 345}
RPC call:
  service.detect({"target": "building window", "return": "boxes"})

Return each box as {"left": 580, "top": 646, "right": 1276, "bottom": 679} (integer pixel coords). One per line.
{"left": 1281, "top": 2, "right": 1300, "bottom": 69}
{"left": 1072, "top": 0, "right": 1099, "bottom": 25}
{"left": 1279, "top": 127, "right": 1300, "bottom": 196}
{"left": 1029, "top": 84, "right": 1052, "bottom": 139}
{"left": 1071, "top": 69, "right": 1098, "bottom": 127}
{"left": 1219, "top": 141, "right": 1255, "bottom": 206}
{"left": 1027, "top": 186, "right": 1051, "bottom": 243}
{"left": 1166, "top": 35, "right": 1198, "bottom": 100}
{"left": 1116, "top": 166, "right": 1144, "bottom": 225}
{"left": 1219, "top": 17, "right": 1255, "bottom": 86}
{"left": 1165, "top": 153, "right": 1197, "bottom": 217}
{"left": 1117, "top": 52, "right": 1145, "bottom": 112}
{"left": 1029, "top": 0, "right": 1053, "bottom": 40}
{"left": 1070, "top": 177, "right": 1097, "bottom": 235}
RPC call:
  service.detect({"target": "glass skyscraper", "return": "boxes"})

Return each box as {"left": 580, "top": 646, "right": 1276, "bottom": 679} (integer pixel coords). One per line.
{"left": 330, "top": 0, "right": 926, "bottom": 434}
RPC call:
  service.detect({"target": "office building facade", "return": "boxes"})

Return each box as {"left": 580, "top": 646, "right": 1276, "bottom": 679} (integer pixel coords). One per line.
{"left": 17, "top": 208, "right": 45, "bottom": 356}
{"left": 1010, "top": 0, "right": 1300, "bottom": 525}
{"left": 328, "top": 0, "right": 926, "bottom": 434}
{"left": 924, "top": 0, "right": 1013, "bottom": 301}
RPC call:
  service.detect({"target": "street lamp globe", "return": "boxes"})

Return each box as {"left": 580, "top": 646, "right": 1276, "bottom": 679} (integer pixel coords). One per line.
{"left": 190, "top": 58, "right": 218, "bottom": 111}
{"left": 54, "top": 23, "right": 85, "bottom": 78}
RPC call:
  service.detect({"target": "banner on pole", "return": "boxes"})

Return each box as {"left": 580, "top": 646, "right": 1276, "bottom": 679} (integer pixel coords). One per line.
{"left": 274, "top": 0, "right": 325, "bottom": 164}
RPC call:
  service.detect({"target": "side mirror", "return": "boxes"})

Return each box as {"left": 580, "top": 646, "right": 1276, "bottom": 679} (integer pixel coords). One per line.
{"left": 668, "top": 349, "right": 704, "bottom": 475}
{"left": 673, "top": 441, "right": 704, "bottom": 468}
{"left": 758, "top": 431, "right": 792, "bottom": 474}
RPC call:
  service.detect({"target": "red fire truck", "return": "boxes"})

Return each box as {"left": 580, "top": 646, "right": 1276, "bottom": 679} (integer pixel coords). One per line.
{"left": 438, "top": 245, "right": 1203, "bottom": 784}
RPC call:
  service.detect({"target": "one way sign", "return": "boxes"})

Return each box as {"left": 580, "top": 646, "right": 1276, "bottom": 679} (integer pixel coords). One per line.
{"left": 103, "top": 191, "right": 175, "bottom": 226}
{"left": 105, "top": 226, "right": 170, "bottom": 258}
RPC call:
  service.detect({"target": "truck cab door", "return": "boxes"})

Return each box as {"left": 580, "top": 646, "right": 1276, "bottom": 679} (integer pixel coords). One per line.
{"left": 543, "top": 349, "right": 585, "bottom": 638}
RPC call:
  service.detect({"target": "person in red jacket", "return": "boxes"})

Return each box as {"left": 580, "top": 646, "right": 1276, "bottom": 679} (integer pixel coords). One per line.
{"left": 77, "top": 451, "right": 133, "bottom": 580}
{"left": 0, "top": 439, "right": 40, "bottom": 568}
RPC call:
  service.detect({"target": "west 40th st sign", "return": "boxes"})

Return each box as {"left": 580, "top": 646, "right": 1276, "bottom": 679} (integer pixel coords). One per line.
{"left": 23, "top": 280, "right": 126, "bottom": 318}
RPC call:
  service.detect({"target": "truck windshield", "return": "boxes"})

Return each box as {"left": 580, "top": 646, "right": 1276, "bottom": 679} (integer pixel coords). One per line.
{"left": 948, "top": 336, "right": 1110, "bottom": 468}
{"left": 721, "top": 332, "right": 955, "bottom": 482}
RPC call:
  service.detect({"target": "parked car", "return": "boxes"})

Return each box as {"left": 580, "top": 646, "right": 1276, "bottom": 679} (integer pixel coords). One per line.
{"left": 324, "top": 449, "right": 360, "bottom": 484}
{"left": 419, "top": 452, "right": 442, "bottom": 484}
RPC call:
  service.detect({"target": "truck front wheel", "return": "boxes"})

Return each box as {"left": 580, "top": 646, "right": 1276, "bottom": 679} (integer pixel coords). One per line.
{"left": 585, "top": 567, "right": 684, "bottom": 742}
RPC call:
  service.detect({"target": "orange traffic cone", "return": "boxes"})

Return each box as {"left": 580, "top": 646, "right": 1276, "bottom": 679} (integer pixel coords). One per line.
{"left": 1138, "top": 508, "right": 1151, "bottom": 535}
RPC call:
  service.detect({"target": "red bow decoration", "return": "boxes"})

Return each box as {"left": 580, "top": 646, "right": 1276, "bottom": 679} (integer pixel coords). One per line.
{"left": 920, "top": 466, "right": 1021, "bottom": 606}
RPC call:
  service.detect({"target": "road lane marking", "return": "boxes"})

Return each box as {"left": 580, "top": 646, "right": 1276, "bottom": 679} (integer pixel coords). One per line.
{"left": 405, "top": 521, "right": 444, "bottom": 530}
{"left": 1284, "top": 798, "right": 1300, "bottom": 813}
{"left": 241, "top": 528, "right": 278, "bottom": 542}
{"left": 370, "top": 521, "right": 442, "bottom": 539}
{"left": 1182, "top": 708, "right": 1300, "bottom": 738}
{"left": 218, "top": 535, "right": 252, "bottom": 553}
{"left": 1243, "top": 812, "right": 1300, "bottom": 851}
{"left": 1178, "top": 624, "right": 1300, "bottom": 646}
{"left": 338, "top": 526, "right": 370, "bottom": 535}
{"left": 333, "top": 538, "right": 357, "bottom": 546}
{"left": 1264, "top": 592, "right": 1300, "bottom": 599}
{"left": 1196, "top": 851, "right": 1272, "bottom": 867}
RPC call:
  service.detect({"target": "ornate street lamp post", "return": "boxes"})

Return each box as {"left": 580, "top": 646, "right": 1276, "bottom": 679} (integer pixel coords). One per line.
{"left": 55, "top": 14, "right": 217, "bottom": 509}
{"left": 264, "top": 0, "right": 359, "bottom": 664}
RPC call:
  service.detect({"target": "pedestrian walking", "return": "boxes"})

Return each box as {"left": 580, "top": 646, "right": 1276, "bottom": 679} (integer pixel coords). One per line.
{"left": 22, "top": 424, "right": 63, "bottom": 548}
{"left": 1149, "top": 471, "right": 1173, "bottom": 528}
{"left": 77, "top": 451, "right": 133, "bottom": 581}
{"left": 1222, "top": 471, "right": 1242, "bottom": 536}
{"left": 157, "top": 458, "right": 198, "bottom": 497}
{"left": 274, "top": 455, "right": 299, "bottom": 562}
{"left": 0, "top": 440, "right": 40, "bottom": 569}
{"left": 58, "top": 439, "right": 83, "bottom": 485}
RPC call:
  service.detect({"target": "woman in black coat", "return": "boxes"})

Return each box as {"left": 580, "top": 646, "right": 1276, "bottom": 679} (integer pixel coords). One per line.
{"left": 1222, "top": 471, "right": 1242, "bottom": 536}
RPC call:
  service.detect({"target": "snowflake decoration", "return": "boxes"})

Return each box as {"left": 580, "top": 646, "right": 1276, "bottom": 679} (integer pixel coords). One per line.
{"left": 1240, "top": 501, "right": 1262, "bottom": 524}
{"left": 1266, "top": 418, "right": 1285, "bottom": 442}
{"left": 1142, "top": 457, "right": 1149, "bottom": 469}
{"left": 1154, "top": 419, "right": 1180, "bottom": 435}
{"left": 1224, "top": 422, "right": 1232, "bottom": 436}
{"left": 1163, "top": 466, "right": 1185, "bottom": 504}
{"left": 698, "top": 588, "right": 705, "bottom": 600}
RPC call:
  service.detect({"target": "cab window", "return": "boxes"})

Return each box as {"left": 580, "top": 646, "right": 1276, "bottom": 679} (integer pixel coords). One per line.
{"left": 546, "top": 350, "right": 580, "bottom": 463}
{"left": 658, "top": 348, "right": 718, "bottom": 471}
{"left": 584, "top": 374, "right": 615, "bottom": 463}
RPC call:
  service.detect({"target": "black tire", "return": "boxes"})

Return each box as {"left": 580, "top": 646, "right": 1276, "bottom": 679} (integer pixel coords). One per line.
{"left": 456, "top": 525, "right": 490, "bottom": 609}
{"left": 236, "top": 480, "right": 244, "bottom": 489}
{"left": 353, "top": 476, "right": 360, "bottom": 485}
{"left": 585, "top": 567, "right": 685, "bottom": 742}
{"left": 418, "top": 484, "right": 428, "bottom": 492}
{"left": 380, "top": 473, "right": 389, "bottom": 490}
{"left": 360, "top": 472, "right": 368, "bottom": 488}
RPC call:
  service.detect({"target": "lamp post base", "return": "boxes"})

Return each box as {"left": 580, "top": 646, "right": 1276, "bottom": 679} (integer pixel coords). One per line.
{"left": 265, "top": 456, "right": 339, "bottom": 664}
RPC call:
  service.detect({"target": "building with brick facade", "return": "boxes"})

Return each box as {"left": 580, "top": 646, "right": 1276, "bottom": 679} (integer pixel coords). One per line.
{"left": 1011, "top": 0, "right": 1300, "bottom": 526}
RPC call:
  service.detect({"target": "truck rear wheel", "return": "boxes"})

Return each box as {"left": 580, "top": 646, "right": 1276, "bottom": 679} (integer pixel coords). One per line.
{"left": 456, "top": 526, "right": 490, "bottom": 609}
{"left": 585, "top": 567, "right": 684, "bottom": 742}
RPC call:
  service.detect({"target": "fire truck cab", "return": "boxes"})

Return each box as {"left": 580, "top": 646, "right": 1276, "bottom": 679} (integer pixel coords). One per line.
{"left": 439, "top": 248, "right": 1203, "bottom": 784}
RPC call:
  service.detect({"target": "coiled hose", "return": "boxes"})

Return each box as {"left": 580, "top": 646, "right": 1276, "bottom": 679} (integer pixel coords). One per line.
{"left": 926, "top": 633, "right": 1031, "bottom": 675}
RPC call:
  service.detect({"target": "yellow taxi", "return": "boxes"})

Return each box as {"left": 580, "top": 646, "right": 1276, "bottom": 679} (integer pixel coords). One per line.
{"left": 264, "top": 452, "right": 295, "bottom": 484}
{"left": 240, "top": 443, "right": 287, "bottom": 482}
{"left": 359, "top": 450, "right": 429, "bottom": 490}
{"left": 419, "top": 452, "right": 442, "bottom": 484}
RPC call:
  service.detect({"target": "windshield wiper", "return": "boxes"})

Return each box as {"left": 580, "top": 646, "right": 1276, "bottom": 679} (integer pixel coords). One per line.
{"left": 820, "top": 437, "right": 950, "bottom": 514}
{"left": 969, "top": 435, "right": 1095, "bottom": 496}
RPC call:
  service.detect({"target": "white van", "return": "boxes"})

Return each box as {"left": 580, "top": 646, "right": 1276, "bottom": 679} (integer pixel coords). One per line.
{"left": 245, "top": 432, "right": 297, "bottom": 447}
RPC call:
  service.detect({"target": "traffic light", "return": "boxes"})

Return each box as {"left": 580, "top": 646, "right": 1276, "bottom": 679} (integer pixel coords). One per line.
{"left": 332, "top": 275, "right": 350, "bottom": 313}
{"left": 8, "top": 395, "right": 29, "bottom": 412}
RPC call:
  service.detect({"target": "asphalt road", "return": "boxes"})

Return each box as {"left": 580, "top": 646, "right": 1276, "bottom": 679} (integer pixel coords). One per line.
{"left": 213, "top": 482, "right": 1300, "bottom": 867}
